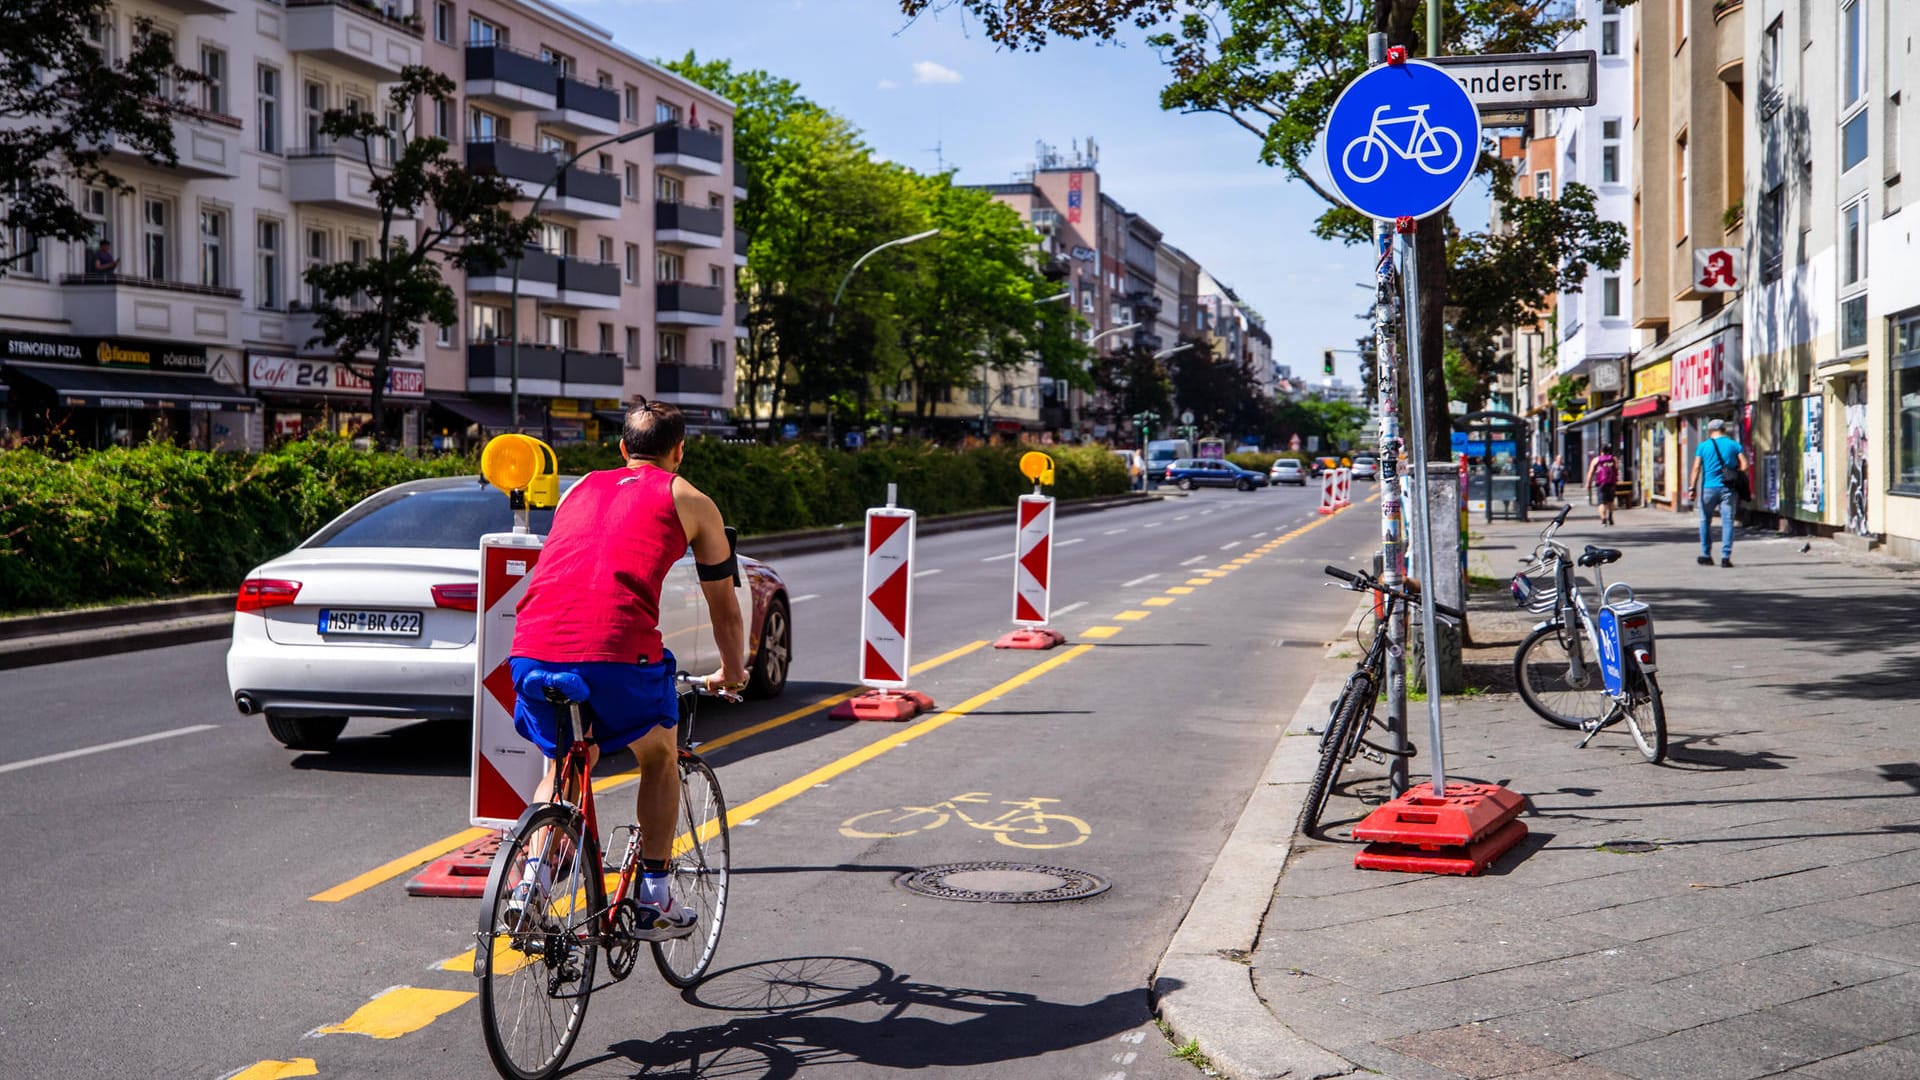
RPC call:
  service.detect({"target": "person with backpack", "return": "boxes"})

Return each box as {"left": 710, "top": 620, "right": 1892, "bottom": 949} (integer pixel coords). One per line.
{"left": 1689, "top": 417, "right": 1750, "bottom": 567}
{"left": 1586, "top": 446, "right": 1620, "bottom": 526}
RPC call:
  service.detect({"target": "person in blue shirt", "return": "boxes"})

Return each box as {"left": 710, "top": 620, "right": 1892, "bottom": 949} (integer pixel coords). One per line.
{"left": 1689, "top": 418, "right": 1749, "bottom": 567}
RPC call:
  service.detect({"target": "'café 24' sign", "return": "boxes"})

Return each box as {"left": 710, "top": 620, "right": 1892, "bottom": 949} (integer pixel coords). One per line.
{"left": 248, "top": 354, "right": 425, "bottom": 398}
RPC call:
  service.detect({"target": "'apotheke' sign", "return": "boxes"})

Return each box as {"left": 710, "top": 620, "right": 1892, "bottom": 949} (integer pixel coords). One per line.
{"left": 0, "top": 329, "right": 208, "bottom": 374}
{"left": 1670, "top": 328, "right": 1744, "bottom": 412}
{"left": 249, "top": 353, "right": 426, "bottom": 398}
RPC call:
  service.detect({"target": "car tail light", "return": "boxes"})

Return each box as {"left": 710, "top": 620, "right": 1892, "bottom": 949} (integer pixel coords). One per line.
{"left": 432, "top": 583, "right": 478, "bottom": 611}
{"left": 236, "top": 578, "right": 301, "bottom": 612}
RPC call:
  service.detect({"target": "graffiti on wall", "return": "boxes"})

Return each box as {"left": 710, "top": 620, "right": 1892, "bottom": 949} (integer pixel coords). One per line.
{"left": 1801, "top": 395, "right": 1825, "bottom": 515}
{"left": 1845, "top": 382, "right": 1870, "bottom": 535}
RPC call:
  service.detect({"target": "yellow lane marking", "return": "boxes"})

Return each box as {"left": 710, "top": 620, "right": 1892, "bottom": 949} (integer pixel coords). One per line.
{"left": 1165, "top": 586, "right": 1195, "bottom": 595}
{"left": 1080, "top": 626, "right": 1122, "bottom": 639}
{"left": 312, "top": 641, "right": 985, "bottom": 904}
{"left": 1185, "top": 578, "right": 1213, "bottom": 586}
{"left": 1142, "top": 597, "right": 1175, "bottom": 607}
{"left": 1208, "top": 567, "right": 1234, "bottom": 575}
{"left": 229, "top": 1060, "right": 318, "bottom": 1080}
{"left": 309, "top": 829, "right": 490, "bottom": 903}
{"left": 1114, "top": 610, "right": 1150, "bottom": 622}
{"left": 314, "top": 986, "right": 475, "bottom": 1040}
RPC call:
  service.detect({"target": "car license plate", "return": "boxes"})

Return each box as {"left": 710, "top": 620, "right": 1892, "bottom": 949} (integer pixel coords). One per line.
{"left": 317, "top": 609, "right": 422, "bottom": 637}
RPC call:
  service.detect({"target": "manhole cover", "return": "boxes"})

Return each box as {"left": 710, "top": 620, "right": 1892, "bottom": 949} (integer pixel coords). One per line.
{"left": 895, "top": 861, "right": 1111, "bottom": 903}
{"left": 1597, "top": 840, "right": 1660, "bottom": 854}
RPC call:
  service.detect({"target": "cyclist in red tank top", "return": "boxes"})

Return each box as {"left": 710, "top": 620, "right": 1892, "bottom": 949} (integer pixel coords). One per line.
{"left": 508, "top": 400, "right": 746, "bottom": 937}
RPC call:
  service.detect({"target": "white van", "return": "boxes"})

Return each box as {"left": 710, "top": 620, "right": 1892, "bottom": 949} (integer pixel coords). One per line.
{"left": 1144, "top": 439, "right": 1194, "bottom": 483}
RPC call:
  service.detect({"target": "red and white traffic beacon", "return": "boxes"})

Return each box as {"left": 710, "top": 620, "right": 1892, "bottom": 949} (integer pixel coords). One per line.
{"left": 995, "top": 451, "right": 1067, "bottom": 650}
{"left": 409, "top": 434, "right": 562, "bottom": 897}
{"left": 830, "top": 483, "right": 935, "bottom": 722}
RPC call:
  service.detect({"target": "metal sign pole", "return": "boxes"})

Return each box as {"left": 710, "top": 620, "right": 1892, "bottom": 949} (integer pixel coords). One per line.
{"left": 1400, "top": 227, "right": 1448, "bottom": 798}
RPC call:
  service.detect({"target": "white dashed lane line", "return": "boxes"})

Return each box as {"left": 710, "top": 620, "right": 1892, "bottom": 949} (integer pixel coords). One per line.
{"left": 1052, "top": 601, "right": 1088, "bottom": 617}
{"left": 790, "top": 594, "right": 820, "bottom": 603}
{"left": 982, "top": 552, "right": 1016, "bottom": 562}
{"left": 1056, "top": 538, "right": 1086, "bottom": 547}
{"left": 1179, "top": 555, "right": 1207, "bottom": 567}
{"left": 913, "top": 569, "right": 943, "bottom": 578}
{"left": 1120, "top": 573, "right": 1159, "bottom": 588}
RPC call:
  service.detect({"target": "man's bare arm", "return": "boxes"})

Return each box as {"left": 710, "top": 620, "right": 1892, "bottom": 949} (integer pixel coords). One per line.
{"left": 675, "top": 479, "right": 749, "bottom": 687}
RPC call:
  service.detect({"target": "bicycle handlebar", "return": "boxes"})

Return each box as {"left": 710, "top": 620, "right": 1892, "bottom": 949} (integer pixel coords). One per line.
{"left": 677, "top": 673, "right": 743, "bottom": 704}
{"left": 1323, "top": 565, "right": 1464, "bottom": 621}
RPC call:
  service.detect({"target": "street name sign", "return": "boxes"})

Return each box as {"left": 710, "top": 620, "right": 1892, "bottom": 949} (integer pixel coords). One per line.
{"left": 1430, "top": 51, "right": 1598, "bottom": 112}
{"left": 1325, "top": 59, "right": 1481, "bottom": 221}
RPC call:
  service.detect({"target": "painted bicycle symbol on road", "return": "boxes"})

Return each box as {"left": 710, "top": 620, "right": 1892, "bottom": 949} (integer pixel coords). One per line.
{"left": 1341, "top": 103, "right": 1465, "bottom": 183}
{"left": 840, "top": 792, "right": 1091, "bottom": 849}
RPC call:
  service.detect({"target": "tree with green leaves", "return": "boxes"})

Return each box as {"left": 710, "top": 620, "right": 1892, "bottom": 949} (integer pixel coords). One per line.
{"left": 1, "top": 0, "right": 199, "bottom": 274}
{"left": 898, "top": 0, "right": 1616, "bottom": 458}
{"left": 300, "top": 67, "right": 536, "bottom": 445}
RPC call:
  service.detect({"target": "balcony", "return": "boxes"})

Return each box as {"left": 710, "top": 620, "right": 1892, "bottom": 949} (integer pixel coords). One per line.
{"left": 148, "top": 0, "right": 235, "bottom": 16}
{"left": 285, "top": 0, "right": 422, "bottom": 82}
{"left": 654, "top": 125, "right": 723, "bottom": 177}
{"left": 655, "top": 282, "right": 725, "bottom": 326}
{"left": 467, "top": 341, "right": 562, "bottom": 396}
{"left": 464, "top": 44, "right": 558, "bottom": 111}
{"left": 1713, "top": 0, "right": 1744, "bottom": 83}
{"left": 655, "top": 200, "right": 724, "bottom": 248}
{"left": 59, "top": 274, "right": 241, "bottom": 343}
{"left": 465, "top": 139, "right": 557, "bottom": 198}
{"left": 554, "top": 257, "right": 620, "bottom": 310}
{"left": 734, "top": 229, "right": 748, "bottom": 267}
{"left": 547, "top": 164, "right": 620, "bottom": 219}
{"left": 562, "top": 350, "right": 624, "bottom": 398}
{"left": 97, "top": 111, "right": 241, "bottom": 180}
{"left": 537, "top": 77, "right": 619, "bottom": 137}
{"left": 1128, "top": 292, "right": 1163, "bottom": 315}
{"left": 286, "top": 140, "right": 403, "bottom": 216}
{"left": 654, "top": 364, "right": 725, "bottom": 397}
{"left": 734, "top": 160, "right": 748, "bottom": 199}
{"left": 467, "top": 247, "right": 559, "bottom": 300}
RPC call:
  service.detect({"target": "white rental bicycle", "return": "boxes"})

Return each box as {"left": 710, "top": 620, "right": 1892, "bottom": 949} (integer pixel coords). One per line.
{"left": 1342, "top": 103, "right": 1465, "bottom": 183}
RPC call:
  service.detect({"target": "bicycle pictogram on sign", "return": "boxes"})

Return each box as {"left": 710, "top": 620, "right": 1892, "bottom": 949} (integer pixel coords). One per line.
{"left": 1342, "top": 104, "right": 1466, "bottom": 182}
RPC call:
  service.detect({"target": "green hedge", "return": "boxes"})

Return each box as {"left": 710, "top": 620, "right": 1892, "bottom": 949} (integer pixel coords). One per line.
{"left": 0, "top": 439, "right": 1125, "bottom": 613}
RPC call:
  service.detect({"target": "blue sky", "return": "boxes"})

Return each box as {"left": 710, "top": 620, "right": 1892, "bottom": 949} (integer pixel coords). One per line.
{"left": 577, "top": 0, "right": 1394, "bottom": 388}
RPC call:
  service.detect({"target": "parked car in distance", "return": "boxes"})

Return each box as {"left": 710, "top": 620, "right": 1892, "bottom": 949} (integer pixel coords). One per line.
{"left": 1269, "top": 458, "right": 1307, "bottom": 486}
{"left": 226, "top": 475, "right": 793, "bottom": 751}
{"left": 1111, "top": 448, "right": 1146, "bottom": 491}
{"left": 1164, "top": 458, "right": 1270, "bottom": 491}
{"left": 1349, "top": 454, "right": 1380, "bottom": 480}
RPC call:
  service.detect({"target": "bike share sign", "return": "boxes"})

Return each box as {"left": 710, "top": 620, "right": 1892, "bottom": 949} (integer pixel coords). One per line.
{"left": 1325, "top": 58, "right": 1482, "bottom": 220}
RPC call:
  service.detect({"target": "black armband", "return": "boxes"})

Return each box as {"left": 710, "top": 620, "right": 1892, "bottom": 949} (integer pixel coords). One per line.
{"left": 696, "top": 554, "right": 739, "bottom": 582}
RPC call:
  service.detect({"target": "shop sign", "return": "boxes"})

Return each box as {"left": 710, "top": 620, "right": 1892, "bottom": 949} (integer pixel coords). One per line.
{"left": 1589, "top": 360, "right": 1622, "bottom": 393}
{"left": 549, "top": 397, "right": 586, "bottom": 419}
{"left": 1671, "top": 330, "right": 1743, "bottom": 412}
{"left": 1692, "top": 248, "right": 1741, "bottom": 293}
{"left": 1633, "top": 360, "right": 1671, "bottom": 398}
{"left": 1070, "top": 245, "right": 1095, "bottom": 261}
{"left": 0, "top": 329, "right": 207, "bottom": 375}
{"left": 247, "top": 354, "right": 425, "bottom": 398}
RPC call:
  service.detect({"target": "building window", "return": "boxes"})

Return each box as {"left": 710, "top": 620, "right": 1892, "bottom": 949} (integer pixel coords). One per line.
{"left": 433, "top": 0, "right": 451, "bottom": 44}
{"left": 199, "top": 46, "right": 226, "bottom": 115}
{"left": 1600, "top": 2, "right": 1620, "bottom": 56}
{"left": 304, "top": 228, "right": 328, "bottom": 306}
{"left": 655, "top": 173, "right": 682, "bottom": 203}
{"left": 1601, "top": 119, "right": 1621, "bottom": 183}
{"left": 623, "top": 85, "right": 638, "bottom": 122}
{"left": 624, "top": 242, "right": 638, "bottom": 283}
{"left": 537, "top": 132, "right": 573, "bottom": 156}
{"left": 81, "top": 185, "right": 110, "bottom": 247}
{"left": 540, "top": 222, "right": 574, "bottom": 257}
{"left": 142, "top": 197, "right": 171, "bottom": 281}
{"left": 655, "top": 99, "right": 682, "bottom": 125}
{"left": 1893, "top": 314, "right": 1920, "bottom": 492}
{"left": 708, "top": 264, "right": 724, "bottom": 287}
{"left": 1760, "top": 183, "right": 1784, "bottom": 283}
{"left": 470, "top": 301, "right": 505, "bottom": 341}
{"left": 10, "top": 222, "right": 38, "bottom": 278}
{"left": 1674, "top": 132, "right": 1689, "bottom": 239}
{"left": 432, "top": 322, "right": 450, "bottom": 347}
{"left": 656, "top": 250, "right": 683, "bottom": 282}
{"left": 467, "top": 14, "right": 504, "bottom": 46}
{"left": 83, "top": 10, "right": 115, "bottom": 64}
{"left": 624, "top": 163, "right": 639, "bottom": 201}
{"left": 657, "top": 329, "right": 684, "bottom": 365}
{"left": 147, "top": 28, "right": 175, "bottom": 101}
{"left": 540, "top": 313, "right": 575, "bottom": 348}
{"left": 1601, "top": 275, "right": 1620, "bottom": 318}
{"left": 598, "top": 322, "right": 613, "bottom": 352}
{"left": 433, "top": 98, "right": 452, "bottom": 141}
{"left": 1841, "top": 0, "right": 1868, "bottom": 172}
{"left": 1841, "top": 198, "right": 1867, "bottom": 288}
{"left": 1533, "top": 169, "right": 1551, "bottom": 199}
{"left": 255, "top": 217, "right": 280, "bottom": 308}
{"left": 303, "top": 80, "right": 326, "bottom": 150}
{"left": 468, "top": 107, "right": 504, "bottom": 143}
{"left": 256, "top": 65, "right": 280, "bottom": 153}
{"left": 1843, "top": 296, "right": 1869, "bottom": 352}
{"left": 540, "top": 47, "right": 574, "bottom": 76}
{"left": 625, "top": 326, "right": 640, "bottom": 368}
{"left": 597, "top": 235, "right": 613, "bottom": 264}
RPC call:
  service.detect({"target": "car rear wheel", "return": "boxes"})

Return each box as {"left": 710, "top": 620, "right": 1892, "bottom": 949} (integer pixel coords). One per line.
{"left": 265, "top": 714, "right": 347, "bottom": 751}
{"left": 1177, "top": 477, "right": 1195, "bottom": 491}
{"left": 1236, "top": 478, "right": 1252, "bottom": 491}
{"left": 747, "top": 599, "right": 790, "bottom": 699}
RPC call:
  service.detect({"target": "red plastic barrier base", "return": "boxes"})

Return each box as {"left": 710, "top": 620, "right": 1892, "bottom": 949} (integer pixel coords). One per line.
{"left": 1351, "top": 781, "right": 1528, "bottom": 848}
{"left": 405, "top": 832, "right": 505, "bottom": 898}
{"left": 1355, "top": 817, "right": 1529, "bottom": 877}
{"left": 994, "top": 627, "right": 1067, "bottom": 650}
{"left": 829, "top": 688, "right": 935, "bottom": 722}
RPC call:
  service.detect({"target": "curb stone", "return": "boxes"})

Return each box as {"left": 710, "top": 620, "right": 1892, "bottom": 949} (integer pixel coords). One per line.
{"left": 1150, "top": 600, "right": 1369, "bottom": 1080}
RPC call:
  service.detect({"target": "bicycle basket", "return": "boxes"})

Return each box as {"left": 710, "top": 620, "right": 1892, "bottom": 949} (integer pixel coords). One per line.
{"left": 1510, "top": 560, "right": 1559, "bottom": 614}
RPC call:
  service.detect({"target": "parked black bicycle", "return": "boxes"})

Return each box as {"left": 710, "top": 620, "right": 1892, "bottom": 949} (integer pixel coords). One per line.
{"left": 1299, "top": 565, "right": 1463, "bottom": 834}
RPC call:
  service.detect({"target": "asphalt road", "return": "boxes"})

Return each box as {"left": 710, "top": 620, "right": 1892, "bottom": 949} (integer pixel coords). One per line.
{"left": 0, "top": 482, "right": 1383, "bottom": 1080}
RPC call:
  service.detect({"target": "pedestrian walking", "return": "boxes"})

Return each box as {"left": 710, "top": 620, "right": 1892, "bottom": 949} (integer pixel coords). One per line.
{"left": 1586, "top": 446, "right": 1619, "bottom": 526}
{"left": 1551, "top": 455, "right": 1567, "bottom": 498}
{"left": 1690, "top": 417, "right": 1749, "bottom": 567}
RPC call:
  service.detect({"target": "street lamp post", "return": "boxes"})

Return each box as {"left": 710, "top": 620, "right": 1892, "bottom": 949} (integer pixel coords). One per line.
{"left": 510, "top": 120, "right": 672, "bottom": 432}
{"left": 824, "top": 227, "right": 940, "bottom": 447}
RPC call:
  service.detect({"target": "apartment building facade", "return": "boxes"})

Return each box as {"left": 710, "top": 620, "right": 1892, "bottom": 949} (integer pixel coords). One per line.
{"left": 0, "top": 0, "right": 738, "bottom": 451}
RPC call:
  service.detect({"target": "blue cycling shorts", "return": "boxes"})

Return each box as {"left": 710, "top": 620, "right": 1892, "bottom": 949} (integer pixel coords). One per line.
{"left": 509, "top": 651, "right": 678, "bottom": 758}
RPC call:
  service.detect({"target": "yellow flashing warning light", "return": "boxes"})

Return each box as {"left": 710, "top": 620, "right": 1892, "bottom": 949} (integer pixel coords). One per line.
{"left": 1019, "top": 450, "right": 1056, "bottom": 487}
{"left": 481, "top": 433, "right": 561, "bottom": 508}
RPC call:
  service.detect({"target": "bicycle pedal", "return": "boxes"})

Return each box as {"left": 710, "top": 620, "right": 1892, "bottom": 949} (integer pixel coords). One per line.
{"left": 1360, "top": 747, "right": 1385, "bottom": 765}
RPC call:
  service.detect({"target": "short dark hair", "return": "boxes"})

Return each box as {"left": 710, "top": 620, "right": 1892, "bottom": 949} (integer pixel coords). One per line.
{"left": 621, "top": 398, "right": 686, "bottom": 458}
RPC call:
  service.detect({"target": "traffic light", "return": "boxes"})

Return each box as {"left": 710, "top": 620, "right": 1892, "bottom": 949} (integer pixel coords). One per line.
{"left": 1323, "top": 349, "right": 1336, "bottom": 376}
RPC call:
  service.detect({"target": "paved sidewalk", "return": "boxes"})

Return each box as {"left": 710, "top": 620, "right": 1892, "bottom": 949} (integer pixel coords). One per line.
{"left": 1164, "top": 500, "right": 1920, "bottom": 1080}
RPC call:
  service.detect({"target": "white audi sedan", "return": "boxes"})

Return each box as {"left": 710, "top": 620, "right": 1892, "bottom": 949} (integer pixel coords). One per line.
{"left": 227, "top": 475, "right": 792, "bottom": 751}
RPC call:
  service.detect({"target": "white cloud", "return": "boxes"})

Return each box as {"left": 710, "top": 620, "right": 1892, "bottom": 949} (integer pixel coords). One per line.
{"left": 911, "top": 60, "right": 963, "bottom": 86}
{"left": 877, "top": 79, "right": 900, "bottom": 91}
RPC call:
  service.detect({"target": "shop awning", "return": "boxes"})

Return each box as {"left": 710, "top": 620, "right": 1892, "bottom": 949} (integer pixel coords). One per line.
{"left": 6, "top": 362, "right": 256, "bottom": 412}
{"left": 433, "top": 396, "right": 522, "bottom": 429}
{"left": 1563, "top": 400, "right": 1623, "bottom": 429}
{"left": 1622, "top": 394, "right": 1667, "bottom": 419}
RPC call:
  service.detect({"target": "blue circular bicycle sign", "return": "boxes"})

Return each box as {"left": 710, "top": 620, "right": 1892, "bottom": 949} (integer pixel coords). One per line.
{"left": 1325, "top": 60, "right": 1481, "bottom": 220}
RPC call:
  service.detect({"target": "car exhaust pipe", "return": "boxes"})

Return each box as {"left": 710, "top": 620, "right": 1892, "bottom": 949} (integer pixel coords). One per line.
{"left": 234, "top": 693, "right": 259, "bottom": 716}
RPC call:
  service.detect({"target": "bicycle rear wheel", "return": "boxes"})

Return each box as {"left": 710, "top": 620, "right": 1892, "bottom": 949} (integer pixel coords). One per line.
{"left": 652, "top": 754, "right": 730, "bottom": 987}
{"left": 1298, "top": 674, "right": 1372, "bottom": 835}
{"left": 477, "top": 805, "right": 600, "bottom": 1080}
{"left": 1620, "top": 660, "right": 1667, "bottom": 764}
{"left": 1514, "top": 621, "right": 1607, "bottom": 730}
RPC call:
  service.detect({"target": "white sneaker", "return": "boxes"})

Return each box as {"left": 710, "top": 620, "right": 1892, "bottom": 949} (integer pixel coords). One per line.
{"left": 504, "top": 879, "right": 547, "bottom": 931}
{"left": 633, "top": 897, "right": 697, "bottom": 941}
